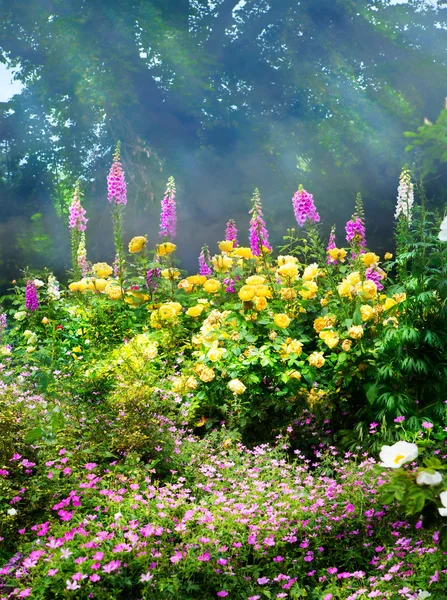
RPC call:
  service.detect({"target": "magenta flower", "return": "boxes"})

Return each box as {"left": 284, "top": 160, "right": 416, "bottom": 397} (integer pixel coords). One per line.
{"left": 422, "top": 422, "right": 433, "bottom": 430}
{"left": 292, "top": 186, "right": 320, "bottom": 227}
{"left": 217, "top": 592, "right": 228, "bottom": 597}
{"left": 249, "top": 189, "right": 272, "bottom": 256}
{"left": 225, "top": 219, "right": 238, "bottom": 247}
{"left": 257, "top": 576, "right": 270, "bottom": 585}
{"left": 107, "top": 143, "right": 127, "bottom": 205}
{"left": 159, "top": 176, "right": 177, "bottom": 240}
{"left": 25, "top": 281, "right": 38, "bottom": 311}
{"left": 326, "top": 226, "right": 337, "bottom": 264}
{"left": 68, "top": 186, "right": 88, "bottom": 232}
{"left": 199, "top": 246, "right": 213, "bottom": 276}
{"left": 365, "top": 267, "right": 384, "bottom": 291}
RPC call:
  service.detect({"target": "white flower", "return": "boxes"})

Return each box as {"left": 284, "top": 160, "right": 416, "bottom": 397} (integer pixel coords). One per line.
{"left": 416, "top": 470, "right": 443, "bottom": 486}
{"left": 228, "top": 379, "right": 246, "bottom": 395}
{"left": 438, "top": 490, "right": 447, "bottom": 517}
{"left": 379, "top": 441, "right": 418, "bottom": 469}
{"left": 7, "top": 508, "right": 17, "bottom": 516}
{"left": 114, "top": 512, "right": 123, "bottom": 521}
{"left": 395, "top": 168, "right": 414, "bottom": 222}
{"left": 418, "top": 591, "right": 431, "bottom": 599}
{"left": 33, "top": 279, "right": 45, "bottom": 288}
{"left": 13, "top": 311, "right": 27, "bottom": 321}
{"left": 439, "top": 214, "right": 447, "bottom": 242}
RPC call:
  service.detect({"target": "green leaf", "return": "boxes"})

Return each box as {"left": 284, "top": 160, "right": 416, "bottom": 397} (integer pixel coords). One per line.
{"left": 24, "top": 427, "right": 44, "bottom": 443}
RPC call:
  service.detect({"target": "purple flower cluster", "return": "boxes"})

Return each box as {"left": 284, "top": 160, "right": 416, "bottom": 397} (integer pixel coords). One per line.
{"left": 225, "top": 219, "right": 238, "bottom": 247}
{"left": 326, "top": 227, "right": 337, "bottom": 265}
{"left": 223, "top": 278, "right": 236, "bottom": 293}
{"left": 199, "top": 246, "right": 213, "bottom": 276}
{"left": 146, "top": 268, "right": 161, "bottom": 293}
{"left": 107, "top": 145, "right": 127, "bottom": 206}
{"left": 365, "top": 267, "right": 385, "bottom": 291}
{"left": 25, "top": 281, "right": 38, "bottom": 312}
{"left": 159, "top": 177, "right": 177, "bottom": 240}
{"left": 249, "top": 189, "right": 272, "bottom": 256}
{"left": 292, "top": 187, "right": 320, "bottom": 227}
{"left": 68, "top": 188, "right": 88, "bottom": 232}
{"left": 345, "top": 216, "right": 366, "bottom": 255}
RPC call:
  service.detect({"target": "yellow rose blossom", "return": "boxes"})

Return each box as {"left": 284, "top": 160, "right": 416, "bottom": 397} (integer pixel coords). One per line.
{"left": 299, "top": 281, "right": 318, "bottom": 300}
{"left": 384, "top": 252, "right": 393, "bottom": 260}
{"left": 288, "top": 370, "right": 302, "bottom": 380}
{"left": 313, "top": 315, "right": 336, "bottom": 332}
{"left": 186, "top": 376, "right": 198, "bottom": 390}
{"left": 125, "top": 291, "right": 149, "bottom": 307}
{"left": 158, "top": 305, "right": 177, "bottom": 320}
{"left": 203, "top": 279, "right": 221, "bottom": 294}
{"left": 199, "top": 366, "right": 215, "bottom": 382}
{"left": 277, "top": 263, "right": 299, "bottom": 279}
{"left": 282, "top": 338, "right": 303, "bottom": 356}
{"left": 383, "top": 297, "right": 397, "bottom": 311}
{"left": 302, "top": 263, "right": 319, "bottom": 281}
{"left": 360, "top": 304, "right": 374, "bottom": 321}
{"left": 187, "top": 275, "right": 207, "bottom": 285}
{"left": 358, "top": 280, "right": 377, "bottom": 300}
{"left": 92, "top": 262, "right": 113, "bottom": 278}
{"left": 327, "top": 248, "right": 347, "bottom": 262}
{"left": 253, "top": 296, "right": 268, "bottom": 311}
{"left": 218, "top": 240, "right": 235, "bottom": 253}
{"left": 320, "top": 298, "right": 329, "bottom": 307}
{"left": 274, "top": 313, "right": 291, "bottom": 328}
{"left": 246, "top": 275, "right": 265, "bottom": 286}
{"left": 105, "top": 284, "right": 122, "bottom": 300}
{"left": 234, "top": 247, "right": 254, "bottom": 259}
{"left": 186, "top": 305, "right": 204, "bottom": 318}
{"left": 277, "top": 255, "right": 298, "bottom": 266}
{"left": 228, "top": 379, "right": 246, "bottom": 395}
{"left": 238, "top": 285, "right": 256, "bottom": 302}
{"left": 211, "top": 255, "right": 233, "bottom": 273}
{"left": 308, "top": 352, "right": 325, "bottom": 368}
{"left": 361, "top": 252, "right": 380, "bottom": 267}
{"left": 337, "top": 279, "right": 353, "bottom": 299}
{"left": 156, "top": 242, "right": 176, "bottom": 256}
{"left": 255, "top": 285, "right": 272, "bottom": 298}
{"left": 346, "top": 271, "right": 361, "bottom": 286}
{"left": 94, "top": 278, "right": 108, "bottom": 293}
{"left": 161, "top": 268, "right": 181, "bottom": 280}
{"left": 348, "top": 325, "right": 364, "bottom": 339}
{"left": 208, "top": 347, "right": 225, "bottom": 362}
{"left": 393, "top": 292, "right": 406, "bottom": 303}
{"left": 41, "top": 317, "right": 49, "bottom": 324}
{"left": 69, "top": 281, "right": 81, "bottom": 292}
{"left": 341, "top": 339, "right": 352, "bottom": 352}
{"left": 128, "top": 236, "right": 147, "bottom": 253}
{"left": 280, "top": 288, "right": 297, "bottom": 301}
{"left": 319, "top": 330, "right": 339, "bottom": 349}
{"left": 178, "top": 279, "right": 194, "bottom": 293}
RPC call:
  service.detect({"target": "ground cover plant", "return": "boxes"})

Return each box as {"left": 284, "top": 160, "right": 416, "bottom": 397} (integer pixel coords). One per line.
{"left": 0, "top": 151, "right": 447, "bottom": 599}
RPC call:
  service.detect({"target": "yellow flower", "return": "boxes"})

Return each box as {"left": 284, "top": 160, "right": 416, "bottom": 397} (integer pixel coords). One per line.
{"left": 384, "top": 252, "right": 393, "bottom": 260}
{"left": 218, "top": 240, "right": 235, "bottom": 253}
{"left": 203, "top": 279, "right": 221, "bottom": 293}
{"left": 208, "top": 347, "right": 225, "bottom": 362}
{"left": 158, "top": 303, "right": 181, "bottom": 320}
{"left": 360, "top": 305, "right": 374, "bottom": 321}
{"left": 393, "top": 292, "right": 406, "bottom": 303}
{"left": 187, "top": 275, "right": 207, "bottom": 285}
{"left": 277, "top": 264, "right": 299, "bottom": 279}
{"left": 280, "top": 287, "right": 297, "bottom": 301}
{"left": 246, "top": 275, "right": 266, "bottom": 286}
{"left": 327, "top": 248, "right": 347, "bottom": 262}
{"left": 69, "top": 281, "right": 81, "bottom": 292}
{"left": 238, "top": 285, "right": 256, "bottom": 302}
{"left": 186, "top": 305, "right": 204, "bottom": 318}
{"left": 92, "top": 262, "right": 113, "bottom": 278}
{"left": 186, "top": 376, "right": 198, "bottom": 390}
{"left": 348, "top": 325, "right": 364, "bottom": 339}
{"left": 161, "top": 268, "right": 181, "bottom": 280}
{"left": 234, "top": 247, "right": 254, "bottom": 259}
{"left": 313, "top": 315, "right": 336, "bottom": 332}
{"left": 41, "top": 317, "right": 49, "bottom": 325}
{"left": 358, "top": 280, "right": 377, "bottom": 300}
{"left": 178, "top": 279, "right": 194, "bottom": 293}
{"left": 320, "top": 298, "right": 329, "bottom": 307}
{"left": 341, "top": 339, "right": 352, "bottom": 352}
{"left": 253, "top": 296, "right": 268, "bottom": 311}
{"left": 274, "top": 313, "right": 291, "bottom": 328}
{"left": 228, "top": 379, "right": 246, "bottom": 395}
{"left": 288, "top": 370, "right": 301, "bottom": 380}
{"left": 383, "top": 297, "right": 397, "bottom": 311}
{"left": 383, "top": 316, "right": 398, "bottom": 327}
{"left": 360, "top": 252, "right": 380, "bottom": 268}
{"left": 125, "top": 291, "right": 149, "bottom": 306}
{"left": 94, "top": 278, "right": 108, "bottom": 292}
{"left": 346, "top": 272, "right": 361, "bottom": 286}
{"left": 299, "top": 281, "right": 318, "bottom": 300}
{"left": 277, "top": 255, "right": 298, "bottom": 266}
{"left": 72, "top": 346, "right": 82, "bottom": 354}
{"left": 128, "top": 236, "right": 147, "bottom": 253}
{"left": 105, "top": 283, "right": 122, "bottom": 300}
{"left": 156, "top": 242, "right": 176, "bottom": 256}
{"left": 302, "top": 263, "right": 319, "bottom": 281}
{"left": 282, "top": 338, "right": 303, "bottom": 356}
{"left": 319, "top": 330, "right": 339, "bottom": 349}
{"left": 308, "top": 352, "right": 325, "bottom": 368}
{"left": 337, "top": 279, "right": 353, "bottom": 299}
{"left": 255, "top": 285, "right": 272, "bottom": 298}
{"left": 212, "top": 254, "right": 233, "bottom": 273}
{"left": 199, "top": 366, "right": 215, "bottom": 382}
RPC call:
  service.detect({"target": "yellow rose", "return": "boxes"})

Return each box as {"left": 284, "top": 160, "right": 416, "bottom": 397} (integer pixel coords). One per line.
{"left": 128, "top": 236, "right": 147, "bottom": 253}
{"left": 341, "top": 339, "right": 352, "bottom": 352}
{"left": 158, "top": 304, "right": 178, "bottom": 320}
{"left": 92, "top": 262, "right": 113, "bottom": 278}
{"left": 41, "top": 317, "right": 49, "bottom": 325}
{"left": 212, "top": 254, "right": 233, "bottom": 273}
{"left": 207, "top": 347, "right": 225, "bottom": 362}
{"left": 246, "top": 275, "right": 265, "bottom": 286}
{"left": 186, "top": 376, "right": 198, "bottom": 390}
{"left": 234, "top": 247, "right": 254, "bottom": 259}
{"left": 280, "top": 287, "right": 297, "bottom": 301}
{"left": 94, "top": 278, "right": 108, "bottom": 292}
{"left": 308, "top": 352, "right": 325, "bottom": 368}
{"left": 274, "top": 313, "right": 291, "bottom": 328}
{"left": 178, "top": 279, "right": 194, "bottom": 293}
{"left": 337, "top": 279, "right": 353, "bottom": 299}
{"left": 313, "top": 315, "right": 336, "bottom": 332}
{"left": 327, "top": 248, "right": 347, "bottom": 262}
{"left": 161, "top": 268, "right": 181, "bottom": 280}
{"left": 228, "top": 379, "right": 246, "bottom": 395}
{"left": 105, "top": 283, "right": 122, "bottom": 300}
{"left": 186, "top": 305, "right": 204, "bottom": 318}
{"left": 156, "top": 242, "right": 176, "bottom": 256}
{"left": 320, "top": 298, "right": 329, "bottom": 307}
{"left": 346, "top": 272, "right": 361, "bottom": 286}
{"left": 383, "top": 297, "right": 397, "bottom": 311}
{"left": 254, "top": 285, "right": 272, "bottom": 298}
{"left": 253, "top": 296, "right": 267, "bottom": 311}
{"left": 319, "top": 330, "right": 339, "bottom": 349}
{"left": 218, "top": 240, "right": 235, "bottom": 253}
{"left": 384, "top": 252, "right": 393, "bottom": 260}
{"left": 348, "top": 325, "right": 364, "bottom": 339}
{"left": 302, "top": 263, "right": 319, "bottom": 281}
{"left": 283, "top": 338, "right": 303, "bottom": 355}
{"left": 358, "top": 280, "right": 377, "bottom": 300}
{"left": 393, "top": 292, "right": 406, "bottom": 303}
{"left": 361, "top": 252, "right": 380, "bottom": 268}
{"left": 299, "top": 281, "right": 318, "bottom": 300}
{"left": 203, "top": 279, "right": 221, "bottom": 293}
{"left": 360, "top": 305, "right": 374, "bottom": 321}
{"left": 124, "top": 291, "right": 149, "bottom": 306}
{"left": 277, "top": 264, "right": 299, "bottom": 279}
{"left": 187, "top": 275, "right": 207, "bottom": 285}
{"left": 69, "top": 281, "right": 81, "bottom": 292}
{"left": 288, "top": 370, "right": 301, "bottom": 380}
{"left": 199, "top": 366, "right": 215, "bottom": 382}
{"left": 277, "top": 255, "right": 298, "bottom": 266}
{"left": 238, "top": 285, "right": 256, "bottom": 302}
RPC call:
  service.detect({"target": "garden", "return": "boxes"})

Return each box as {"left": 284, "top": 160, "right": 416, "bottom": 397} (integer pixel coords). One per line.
{"left": 0, "top": 145, "right": 446, "bottom": 600}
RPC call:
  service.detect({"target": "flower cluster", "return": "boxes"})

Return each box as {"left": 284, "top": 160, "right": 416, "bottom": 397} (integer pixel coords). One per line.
{"left": 395, "top": 168, "right": 414, "bottom": 222}
{"left": 249, "top": 189, "right": 272, "bottom": 256}
{"left": 159, "top": 176, "right": 177, "bottom": 240}
{"left": 292, "top": 186, "right": 320, "bottom": 227}
{"left": 107, "top": 144, "right": 127, "bottom": 205}
{"left": 68, "top": 184, "right": 88, "bottom": 232}
{"left": 25, "top": 280, "right": 38, "bottom": 311}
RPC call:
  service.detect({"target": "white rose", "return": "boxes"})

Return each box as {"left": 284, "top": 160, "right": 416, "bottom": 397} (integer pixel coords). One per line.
{"left": 379, "top": 441, "right": 418, "bottom": 469}
{"left": 418, "top": 591, "right": 431, "bottom": 599}
{"left": 416, "top": 470, "right": 443, "bottom": 486}
{"left": 7, "top": 508, "right": 17, "bottom": 516}
{"left": 34, "top": 279, "right": 45, "bottom": 288}
{"left": 438, "top": 490, "right": 447, "bottom": 517}
{"left": 228, "top": 379, "right": 246, "bottom": 395}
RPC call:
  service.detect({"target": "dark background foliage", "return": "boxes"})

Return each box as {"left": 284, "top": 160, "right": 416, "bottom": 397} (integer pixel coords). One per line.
{"left": 1, "top": 0, "right": 447, "bottom": 288}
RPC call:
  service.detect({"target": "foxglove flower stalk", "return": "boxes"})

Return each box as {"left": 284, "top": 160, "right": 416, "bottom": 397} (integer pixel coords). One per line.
{"left": 199, "top": 246, "right": 213, "bottom": 276}
{"left": 159, "top": 176, "right": 177, "bottom": 240}
{"left": 249, "top": 189, "right": 272, "bottom": 256}
{"left": 395, "top": 168, "right": 414, "bottom": 222}
{"left": 346, "top": 195, "right": 366, "bottom": 257}
{"left": 146, "top": 268, "right": 161, "bottom": 298}
{"left": 47, "top": 275, "right": 61, "bottom": 300}
{"left": 223, "top": 278, "right": 236, "bottom": 293}
{"left": 225, "top": 219, "right": 238, "bottom": 247}
{"left": 365, "top": 267, "right": 385, "bottom": 291}
{"left": 68, "top": 185, "right": 88, "bottom": 231}
{"left": 326, "top": 226, "right": 337, "bottom": 264}
{"left": 25, "top": 281, "right": 38, "bottom": 311}
{"left": 107, "top": 143, "right": 127, "bottom": 205}
{"left": 0, "top": 313, "right": 6, "bottom": 341}
{"left": 77, "top": 233, "right": 89, "bottom": 276}
{"left": 292, "top": 186, "right": 320, "bottom": 227}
